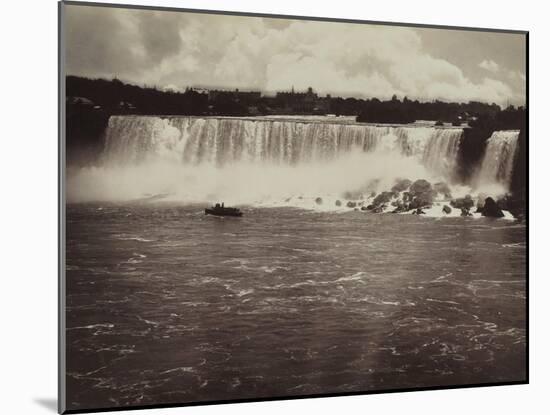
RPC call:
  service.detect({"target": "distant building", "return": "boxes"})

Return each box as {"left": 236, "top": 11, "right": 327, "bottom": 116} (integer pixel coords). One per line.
{"left": 207, "top": 88, "right": 262, "bottom": 105}
{"left": 275, "top": 87, "right": 331, "bottom": 114}
{"left": 186, "top": 86, "right": 332, "bottom": 115}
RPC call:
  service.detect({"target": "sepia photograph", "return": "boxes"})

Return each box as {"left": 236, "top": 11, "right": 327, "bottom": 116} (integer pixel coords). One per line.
{"left": 60, "top": 1, "right": 527, "bottom": 412}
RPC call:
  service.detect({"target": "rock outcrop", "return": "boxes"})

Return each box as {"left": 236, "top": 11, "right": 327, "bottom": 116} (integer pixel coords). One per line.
{"left": 451, "top": 195, "right": 474, "bottom": 211}
{"left": 406, "top": 179, "right": 435, "bottom": 210}
{"left": 391, "top": 178, "right": 412, "bottom": 193}
{"left": 480, "top": 197, "right": 505, "bottom": 218}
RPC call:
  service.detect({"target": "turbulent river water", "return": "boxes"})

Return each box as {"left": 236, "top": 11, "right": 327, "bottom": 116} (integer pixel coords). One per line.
{"left": 66, "top": 203, "right": 526, "bottom": 411}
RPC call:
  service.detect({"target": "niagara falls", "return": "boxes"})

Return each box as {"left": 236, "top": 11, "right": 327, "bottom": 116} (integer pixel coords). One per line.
{"left": 67, "top": 115, "right": 521, "bottom": 220}
{"left": 61, "top": 5, "right": 527, "bottom": 413}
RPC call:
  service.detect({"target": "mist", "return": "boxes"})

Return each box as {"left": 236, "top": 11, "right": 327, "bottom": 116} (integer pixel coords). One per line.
{"left": 67, "top": 151, "right": 440, "bottom": 206}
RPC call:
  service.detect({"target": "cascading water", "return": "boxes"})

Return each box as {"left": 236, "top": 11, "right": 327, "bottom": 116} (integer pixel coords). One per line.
{"left": 103, "top": 116, "right": 463, "bottom": 174}
{"left": 69, "top": 115, "right": 467, "bottom": 205}
{"left": 477, "top": 130, "right": 520, "bottom": 192}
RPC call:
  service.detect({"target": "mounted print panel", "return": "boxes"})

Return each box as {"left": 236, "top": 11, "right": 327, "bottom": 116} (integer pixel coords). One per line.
{"left": 59, "top": 1, "right": 527, "bottom": 413}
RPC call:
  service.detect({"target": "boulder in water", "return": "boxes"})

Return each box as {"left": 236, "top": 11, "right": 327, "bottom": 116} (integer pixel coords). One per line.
{"left": 476, "top": 193, "right": 487, "bottom": 210}
{"left": 315, "top": 197, "right": 323, "bottom": 205}
{"left": 412, "top": 208, "right": 425, "bottom": 215}
{"left": 442, "top": 205, "right": 452, "bottom": 214}
{"left": 391, "top": 199, "right": 409, "bottom": 213}
{"left": 372, "top": 191, "right": 393, "bottom": 206}
{"left": 461, "top": 207, "right": 472, "bottom": 217}
{"left": 480, "top": 197, "right": 505, "bottom": 218}
{"left": 335, "top": 200, "right": 342, "bottom": 207}
{"left": 434, "top": 182, "right": 452, "bottom": 199}
{"left": 391, "top": 178, "right": 412, "bottom": 193}
{"left": 367, "top": 191, "right": 395, "bottom": 212}
{"left": 361, "top": 206, "right": 369, "bottom": 211}
{"left": 450, "top": 194, "right": 474, "bottom": 210}
{"left": 410, "top": 179, "right": 432, "bottom": 195}
{"left": 408, "top": 179, "right": 435, "bottom": 210}
{"left": 346, "top": 201, "right": 357, "bottom": 208}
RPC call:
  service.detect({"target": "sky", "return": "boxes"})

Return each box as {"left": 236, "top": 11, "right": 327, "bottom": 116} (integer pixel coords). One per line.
{"left": 64, "top": 4, "right": 526, "bottom": 106}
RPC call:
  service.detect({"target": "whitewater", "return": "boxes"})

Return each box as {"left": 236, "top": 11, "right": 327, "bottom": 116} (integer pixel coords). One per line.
{"left": 67, "top": 115, "right": 519, "bottom": 217}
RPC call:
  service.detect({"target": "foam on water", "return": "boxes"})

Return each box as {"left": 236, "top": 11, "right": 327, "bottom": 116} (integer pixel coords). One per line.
{"left": 68, "top": 116, "right": 520, "bottom": 219}
{"left": 69, "top": 116, "right": 463, "bottom": 202}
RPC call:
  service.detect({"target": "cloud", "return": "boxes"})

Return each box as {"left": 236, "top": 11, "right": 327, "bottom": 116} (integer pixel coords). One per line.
{"left": 479, "top": 59, "right": 500, "bottom": 73}
{"left": 64, "top": 5, "right": 526, "bottom": 106}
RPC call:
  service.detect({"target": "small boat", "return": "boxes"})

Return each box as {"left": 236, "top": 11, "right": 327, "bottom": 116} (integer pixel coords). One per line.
{"left": 205, "top": 203, "right": 243, "bottom": 217}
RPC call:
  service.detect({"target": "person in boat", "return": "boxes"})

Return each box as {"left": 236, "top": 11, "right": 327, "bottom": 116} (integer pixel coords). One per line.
{"left": 205, "top": 202, "right": 242, "bottom": 217}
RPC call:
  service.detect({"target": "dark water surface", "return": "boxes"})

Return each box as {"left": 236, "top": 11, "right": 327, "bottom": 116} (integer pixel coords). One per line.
{"left": 66, "top": 204, "right": 526, "bottom": 411}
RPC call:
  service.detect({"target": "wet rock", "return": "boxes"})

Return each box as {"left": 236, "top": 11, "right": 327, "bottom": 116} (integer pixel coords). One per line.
{"left": 335, "top": 200, "right": 342, "bottom": 207}
{"left": 346, "top": 201, "right": 357, "bottom": 208}
{"left": 450, "top": 194, "right": 474, "bottom": 210}
{"left": 315, "top": 197, "right": 323, "bottom": 205}
{"left": 412, "top": 208, "right": 425, "bottom": 215}
{"left": 372, "top": 191, "right": 393, "bottom": 206}
{"left": 442, "top": 205, "right": 452, "bottom": 214}
{"left": 480, "top": 197, "right": 504, "bottom": 218}
{"left": 461, "top": 207, "right": 472, "bottom": 217}
{"left": 391, "top": 178, "right": 412, "bottom": 193}
{"left": 361, "top": 206, "right": 369, "bottom": 211}
{"left": 410, "top": 179, "right": 432, "bottom": 195}
{"left": 391, "top": 199, "right": 409, "bottom": 213}
{"left": 476, "top": 193, "right": 487, "bottom": 210}
{"left": 434, "top": 182, "right": 452, "bottom": 199}
{"left": 408, "top": 179, "right": 435, "bottom": 209}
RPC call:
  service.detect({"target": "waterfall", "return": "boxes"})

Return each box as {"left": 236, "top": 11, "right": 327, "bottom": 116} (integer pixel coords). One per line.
{"left": 477, "top": 130, "right": 520, "bottom": 191}
{"left": 66, "top": 115, "right": 470, "bottom": 203}
{"left": 103, "top": 116, "right": 463, "bottom": 180}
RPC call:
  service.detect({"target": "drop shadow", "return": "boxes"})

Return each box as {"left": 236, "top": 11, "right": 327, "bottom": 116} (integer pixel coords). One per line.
{"left": 34, "top": 398, "right": 57, "bottom": 413}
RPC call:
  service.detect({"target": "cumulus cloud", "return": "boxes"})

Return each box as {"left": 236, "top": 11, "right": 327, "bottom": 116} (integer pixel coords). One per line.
{"left": 64, "top": 4, "right": 526, "bottom": 106}
{"left": 479, "top": 59, "right": 500, "bottom": 73}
